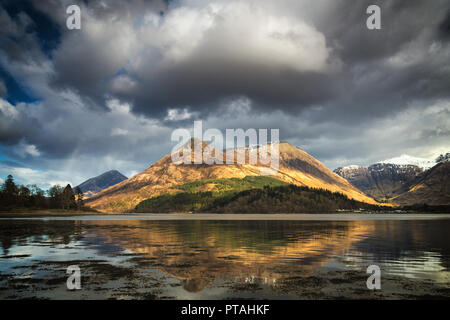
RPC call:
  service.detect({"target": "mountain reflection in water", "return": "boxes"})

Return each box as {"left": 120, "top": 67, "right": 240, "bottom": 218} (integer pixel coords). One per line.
{"left": 0, "top": 218, "right": 449, "bottom": 299}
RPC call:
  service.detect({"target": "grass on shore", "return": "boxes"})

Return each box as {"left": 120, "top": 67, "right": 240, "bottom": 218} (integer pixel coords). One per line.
{"left": 0, "top": 207, "right": 100, "bottom": 218}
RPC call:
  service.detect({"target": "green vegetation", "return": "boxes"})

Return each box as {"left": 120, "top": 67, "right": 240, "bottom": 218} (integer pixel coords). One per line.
{"left": 136, "top": 176, "right": 287, "bottom": 213}
{"left": 135, "top": 176, "right": 382, "bottom": 213}
{"left": 0, "top": 174, "right": 92, "bottom": 212}
{"left": 173, "top": 176, "right": 287, "bottom": 193}
{"left": 207, "top": 184, "right": 381, "bottom": 213}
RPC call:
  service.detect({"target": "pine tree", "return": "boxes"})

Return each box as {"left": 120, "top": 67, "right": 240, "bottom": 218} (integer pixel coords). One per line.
{"left": 74, "top": 186, "right": 84, "bottom": 210}
{"left": 1, "top": 175, "right": 19, "bottom": 206}
{"left": 62, "top": 184, "right": 76, "bottom": 210}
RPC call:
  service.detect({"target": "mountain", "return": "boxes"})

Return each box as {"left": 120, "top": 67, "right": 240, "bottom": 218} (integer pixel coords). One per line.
{"left": 334, "top": 163, "right": 423, "bottom": 201}
{"left": 379, "top": 154, "right": 436, "bottom": 170}
{"left": 389, "top": 162, "right": 450, "bottom": 205}
{"left": 85, "top": 139, "right": 377, "bottom": 213}
{"left": 334, "top": 153, "right": 450, "bottom": 205}
{"left": 76, "top": 170, "right": 128, "bottom": 197}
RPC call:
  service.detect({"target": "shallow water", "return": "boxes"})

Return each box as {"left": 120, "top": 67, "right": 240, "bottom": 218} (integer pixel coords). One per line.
{"left": 1, "top": 214, "right": 450, "bottom": 299}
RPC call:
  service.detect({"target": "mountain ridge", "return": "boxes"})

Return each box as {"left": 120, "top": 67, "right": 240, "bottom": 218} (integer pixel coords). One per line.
{"left": 334, "top": 155, "right": 450, "bottom": 205}
{"left": 334, "top": 163, "right": 423, "bottom": 200}
{"left": 76, "top": 170, "right": 128, "bottom": 197}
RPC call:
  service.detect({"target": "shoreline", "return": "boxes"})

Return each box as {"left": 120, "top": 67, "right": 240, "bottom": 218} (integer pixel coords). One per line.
{"left": 1, "top": 212, "right": 450, "bottom": 220}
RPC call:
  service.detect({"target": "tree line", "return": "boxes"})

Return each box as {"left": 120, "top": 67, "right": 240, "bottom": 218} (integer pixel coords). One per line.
{"left": 206, "top": 184, "right": 385, "bottom": 213}
{"left": 0, "top": 174, "right": 85, "bottom": 211}
{"left": 135, "top": 183, "right": 388, "bottom": 213}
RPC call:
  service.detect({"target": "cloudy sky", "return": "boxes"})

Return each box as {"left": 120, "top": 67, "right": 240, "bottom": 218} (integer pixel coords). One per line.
{"left": 0, "top": 0, "right": 449, "bottom": 188}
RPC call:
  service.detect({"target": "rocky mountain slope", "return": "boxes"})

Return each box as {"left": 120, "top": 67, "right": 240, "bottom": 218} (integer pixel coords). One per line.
{"left": 334, "top": 164, "right": 423, "bottom": 200}
{"left": 76, "top": 170, "right": 128, "bottom": 197}
{"left": 390, "top": 162, "right": 450, "bottom": 205}
{"left": 86, "top": 139, "right": 377, "bottom": 213}
{"left": 335, "top": 153, "right": 450, "bottom": 205}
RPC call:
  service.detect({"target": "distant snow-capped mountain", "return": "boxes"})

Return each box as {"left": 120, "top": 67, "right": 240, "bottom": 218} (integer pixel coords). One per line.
{"left": 334, "top": 153, "right": 449, "bottom": 205}
{"left": 341, "top": 165, "right": 362, "bottom": 170}
{"left": 378, "top": 154, "right": 436, "bottom": 170}
{"left": 76, "top": 170, "right": 128, "bottom": 197}
{"left": 334, "top": 163, "right": 423, "bottom": 200}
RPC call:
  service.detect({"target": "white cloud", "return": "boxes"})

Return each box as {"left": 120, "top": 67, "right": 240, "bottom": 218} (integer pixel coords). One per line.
{"left": 154, "top": 2, "right": 335, "bottom": 72}
{"left": 110, "top": 75, "right": 137, "bottom": 94}
{"left": 165, "top": 108, "right": 194, "bottom": 121}
{"left": 13, "top": 140, "right": 41, "bottom": 158}
{"left": 111, "top": 128, "right": 129, "bottom": 136}
{"left": 0, "top": 165, "right": 71, "bottom": 189}
{"left": 0, "top": 98, "right": 19, "bottom": 119}
{"left": 106, "top": 99, "right": 131, "bottom": 114}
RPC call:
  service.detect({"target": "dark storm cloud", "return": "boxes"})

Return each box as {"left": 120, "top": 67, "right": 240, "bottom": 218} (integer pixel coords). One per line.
{"left": 44, "top": 0, "right": 169, "bottom": 110}
{"left": 35, "top": 0, "right": 450, "bottom": 121}
{"left": 0, "top": 100, "right": 38, "bottom": 145}
{"left": 319, "top": 0, "right": 443, "bottom": 62}
{"left": 1, "top": 0, "right": 61, "bottom": 56}
{"left": 439, "top": 9, "right": 450, "bottom": 40}
{"left": 0, "top": 79, "right": 6, "bottom": 97}
{"left": 37, "top": 0, "right": 341, "bottom": 116}
{"left": 128, "top": 62, "right": 343, "bottom": 118}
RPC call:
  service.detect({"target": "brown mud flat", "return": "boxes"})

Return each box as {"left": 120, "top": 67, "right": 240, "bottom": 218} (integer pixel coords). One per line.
{"left": 271, "top": 270, "right": 450, "bottom": 300}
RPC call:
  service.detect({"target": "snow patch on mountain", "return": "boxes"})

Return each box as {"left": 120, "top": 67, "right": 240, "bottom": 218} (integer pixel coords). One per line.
{"left": 379, "top": 154, "right": 436, "bottom": 170}
{"left": 342, "top": 165, "right": 362, "bottom": 170}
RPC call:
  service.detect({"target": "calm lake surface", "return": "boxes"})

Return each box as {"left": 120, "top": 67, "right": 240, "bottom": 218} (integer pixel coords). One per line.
{"left": 1, "top": 214, "right": 450, "bottom": 299}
